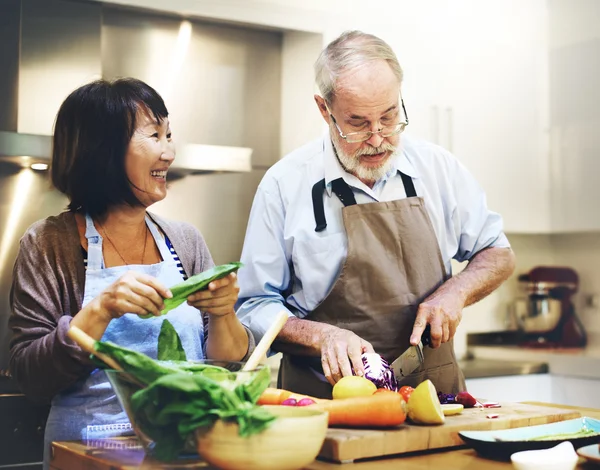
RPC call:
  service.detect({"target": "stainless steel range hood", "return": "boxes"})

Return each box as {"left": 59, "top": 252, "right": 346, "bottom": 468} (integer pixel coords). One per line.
{"left": 0, "top": 0, "right": 252, "bottom": 175}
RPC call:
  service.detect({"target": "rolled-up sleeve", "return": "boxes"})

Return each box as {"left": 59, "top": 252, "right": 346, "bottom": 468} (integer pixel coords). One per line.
{"left": 236, "top": 182, "right": 296, "bottom": 345}
{"left": 451, "top": 158, "right": 511, "bottom": 263}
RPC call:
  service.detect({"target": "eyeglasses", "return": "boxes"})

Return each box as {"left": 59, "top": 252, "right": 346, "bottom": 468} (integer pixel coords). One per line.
{"left": 326, "top": 98, "right": 409, "bottom": 143}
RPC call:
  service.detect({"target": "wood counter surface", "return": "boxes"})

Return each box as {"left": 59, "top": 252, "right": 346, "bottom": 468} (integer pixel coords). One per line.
{"left": 50, "top": 403, "right": 600, "bottom": 470}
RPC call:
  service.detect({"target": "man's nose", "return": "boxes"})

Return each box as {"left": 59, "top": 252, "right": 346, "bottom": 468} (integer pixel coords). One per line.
{"left": 366, "top": 130, "right": 384, "bottom": 147}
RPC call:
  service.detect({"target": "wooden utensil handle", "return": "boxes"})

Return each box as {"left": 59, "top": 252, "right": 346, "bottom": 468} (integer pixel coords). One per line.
{"left": 67, "top": 325, "right": 123, "bottom": 371}
{"left": 242, "top": 310, "right": 288, "bottom": 371}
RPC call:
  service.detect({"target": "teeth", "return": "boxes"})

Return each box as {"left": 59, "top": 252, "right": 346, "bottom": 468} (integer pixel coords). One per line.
{"left": 150, "top": 170, "right": 167, "bottom": 177}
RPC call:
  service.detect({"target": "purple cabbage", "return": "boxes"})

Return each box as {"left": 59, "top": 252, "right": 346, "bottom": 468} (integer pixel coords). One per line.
{"left": 361, "top": 353, "right": 398, "bottom": 391}
{"left": 438, "top": 392, "right": 456, "bottom": 404}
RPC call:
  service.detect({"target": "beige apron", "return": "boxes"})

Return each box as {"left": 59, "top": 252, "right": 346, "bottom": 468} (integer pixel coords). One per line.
{"left": 278, "top": 172, "right": 466, "bottom": 399}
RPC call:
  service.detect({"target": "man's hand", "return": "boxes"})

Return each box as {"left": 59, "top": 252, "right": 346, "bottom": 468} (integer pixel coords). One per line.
{"left": 320, "top": 328, "right": 375, "bottom": 386}
{"left": 409, "top": 293, "right": 464, "bottom": 349}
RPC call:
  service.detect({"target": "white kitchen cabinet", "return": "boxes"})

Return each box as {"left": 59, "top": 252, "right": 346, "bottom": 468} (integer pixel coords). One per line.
{"left": 466, "top": 374, "right": 553, "bottom": 403}
{"left": 548, "top": 1, "right": 600, "bottom": 232}
{"left": 551, "top": 375, "right": 600, "bottom": 409}
{"left": 438, "top": 0, "right": 551, "bottom": 233}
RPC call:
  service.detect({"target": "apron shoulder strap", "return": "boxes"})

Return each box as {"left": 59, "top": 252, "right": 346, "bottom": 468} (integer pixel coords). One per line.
{"left": 312, "top": 179, "right": 327, "bottom": 233}
{"left": 312, "top": 178, "right": 357, "bottom": 233}
{"left": 400, "top": 171, "right": 417, "bottom": 197}
{"left": 311, "top": 173, "right": 415, "bottom": 232}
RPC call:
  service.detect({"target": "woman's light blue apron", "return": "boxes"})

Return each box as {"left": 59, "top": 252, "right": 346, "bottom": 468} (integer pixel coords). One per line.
{"left": 43, "top": 214, "right": 204, "bottom": 468}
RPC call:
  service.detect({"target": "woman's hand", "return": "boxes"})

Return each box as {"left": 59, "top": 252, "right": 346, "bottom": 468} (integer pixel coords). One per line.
{"left": 91, "top": 271, "right": 172, "bottom": 321}
{"left": 186, "top": 272, "right": 239, "bottom": 316}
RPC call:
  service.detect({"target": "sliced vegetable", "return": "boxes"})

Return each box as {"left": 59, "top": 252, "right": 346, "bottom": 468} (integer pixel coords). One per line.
{"left": 361, "top": 353, "right": 398, "bottom": 391}
{"left": 456, "top": 391, "right": 477, "bottom": 408}
{"left": 312, "top": 392, "right": 406, "bottom": 427}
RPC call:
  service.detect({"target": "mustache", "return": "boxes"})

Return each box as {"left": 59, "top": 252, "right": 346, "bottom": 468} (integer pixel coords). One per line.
{"left": 355, "top": 142, "right": 396, "bottom": 156}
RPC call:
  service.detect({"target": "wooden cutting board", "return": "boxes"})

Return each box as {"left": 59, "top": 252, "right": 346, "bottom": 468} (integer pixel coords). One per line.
{"left": 318, "top": 402, "right": 581, "bottom": 463}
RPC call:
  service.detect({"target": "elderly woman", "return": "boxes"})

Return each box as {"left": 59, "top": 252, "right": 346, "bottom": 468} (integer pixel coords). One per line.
{"left": 9, "top": 78, "right": 254, "bottom": 466}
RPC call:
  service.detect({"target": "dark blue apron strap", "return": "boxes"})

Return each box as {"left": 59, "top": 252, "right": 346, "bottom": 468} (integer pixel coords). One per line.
{"left": 400, "top": 171, "right": 417, "bottom": 197}
{"left": 312, "top": 173, "right": 414, "bottom": 232}
{"left": 312, "top": 177, "right": 358, "bottom": 232}
{"left": 312, "top": 179, "right": 327, "bottom": 232}
{"left": 330, "top": 178, "right": 357, "bottom": 206}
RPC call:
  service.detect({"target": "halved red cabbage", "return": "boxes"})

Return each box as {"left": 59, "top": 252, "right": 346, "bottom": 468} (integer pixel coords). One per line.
{"left": 361, "top": 353, "right": 398, "bottom": 391}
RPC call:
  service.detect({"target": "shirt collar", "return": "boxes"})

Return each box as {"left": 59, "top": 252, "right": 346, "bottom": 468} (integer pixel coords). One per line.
{"left": 322, "top": 134, "right": 420, "bottom": 195}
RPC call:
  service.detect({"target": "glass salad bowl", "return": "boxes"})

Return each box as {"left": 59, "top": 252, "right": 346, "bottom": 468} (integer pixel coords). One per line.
{"left": 105, "top": 360, "right": 270, "bottom": 460}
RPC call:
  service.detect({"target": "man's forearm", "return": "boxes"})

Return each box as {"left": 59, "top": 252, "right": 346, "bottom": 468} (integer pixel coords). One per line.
{"left": 272, "top": 316, "right": 337, "bottom": 357}
{"left": 435, "top": 247, "right": 516, "bottom": 307}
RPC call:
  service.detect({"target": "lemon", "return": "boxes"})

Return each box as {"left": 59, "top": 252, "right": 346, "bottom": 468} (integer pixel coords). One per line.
{"left": 441, "top": 403, "right": 464, "bottom": 416}
{"left": 406, "top": 379, "right": 445, "bottom": 424}
{"left": 332, "top": 376, "right": 377, "bottom": 399}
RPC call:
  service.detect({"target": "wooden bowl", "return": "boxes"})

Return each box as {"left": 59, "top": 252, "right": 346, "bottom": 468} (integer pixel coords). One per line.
{"left": 195, "top": 405, "right": 328, "bottom": 470}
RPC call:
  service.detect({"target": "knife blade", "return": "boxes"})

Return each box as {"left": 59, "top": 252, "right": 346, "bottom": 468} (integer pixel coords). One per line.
{"left": 390, "top": 326, "right": 431, "bottom": 379}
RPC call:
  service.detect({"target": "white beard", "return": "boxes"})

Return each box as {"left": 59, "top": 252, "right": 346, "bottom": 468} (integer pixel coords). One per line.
{"left": 330, "top": 127, "right": 397, "bottom": 184}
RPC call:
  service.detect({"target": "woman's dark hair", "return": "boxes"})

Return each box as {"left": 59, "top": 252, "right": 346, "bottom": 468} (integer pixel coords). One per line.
{"left": 51, "top": 77, "right": 169, "bottom": 217}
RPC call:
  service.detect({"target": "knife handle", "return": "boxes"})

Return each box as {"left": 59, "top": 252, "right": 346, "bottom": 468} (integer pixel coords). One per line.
{"left": 422, "top": 325, "right": 432, "bottom": 347}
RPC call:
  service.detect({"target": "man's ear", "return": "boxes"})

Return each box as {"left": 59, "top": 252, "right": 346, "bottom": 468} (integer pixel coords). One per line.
{"left": 314, "top": 95, "right": 330, "bottom": 123}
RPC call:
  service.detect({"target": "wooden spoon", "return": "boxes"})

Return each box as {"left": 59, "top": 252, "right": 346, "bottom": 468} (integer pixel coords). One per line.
{"left": 242, "top": 310, "right": 288, "bottom": 372}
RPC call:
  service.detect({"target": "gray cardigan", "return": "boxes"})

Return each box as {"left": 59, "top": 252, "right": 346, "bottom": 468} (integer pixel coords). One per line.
{"left": 9, "top": 211, "right": 255, "bottom": 403}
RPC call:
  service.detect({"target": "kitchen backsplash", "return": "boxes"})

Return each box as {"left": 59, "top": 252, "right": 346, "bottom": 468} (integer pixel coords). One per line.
{"left": 455, "top": 233, "right": 600, "bottom": 358}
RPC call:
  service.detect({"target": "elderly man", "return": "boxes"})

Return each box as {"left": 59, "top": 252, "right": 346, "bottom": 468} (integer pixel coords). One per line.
{"left": 236, "top": 30, "right": 515, "bottom": 399}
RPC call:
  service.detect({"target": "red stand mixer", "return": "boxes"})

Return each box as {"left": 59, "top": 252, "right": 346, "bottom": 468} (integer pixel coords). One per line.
{"left": 515, "top": 266, "right": 587, "bottom": 348}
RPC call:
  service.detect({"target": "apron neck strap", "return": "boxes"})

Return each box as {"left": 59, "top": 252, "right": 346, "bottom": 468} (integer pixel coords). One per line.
{"left": 312, "top": 172, "right": 417, "bottom": 232}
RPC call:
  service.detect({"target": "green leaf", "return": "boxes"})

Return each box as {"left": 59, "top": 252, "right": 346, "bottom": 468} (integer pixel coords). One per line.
{"left": 157, "top": 319, "right": 187, "bottom": 361}
{"left": 160, "top": 262, "right": 243, "bottom": 315}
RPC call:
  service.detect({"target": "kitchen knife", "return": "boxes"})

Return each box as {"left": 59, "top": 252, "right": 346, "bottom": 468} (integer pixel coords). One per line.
{"left": 390, "top": 326, "right": 431, "bottom": 379}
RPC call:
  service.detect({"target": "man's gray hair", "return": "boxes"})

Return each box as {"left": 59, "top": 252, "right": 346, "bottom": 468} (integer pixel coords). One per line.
{"left": 315, "top": 30, "right": 403, "bottom": 104}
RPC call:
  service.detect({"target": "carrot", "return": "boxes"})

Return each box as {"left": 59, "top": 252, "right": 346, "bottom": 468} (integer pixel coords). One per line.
{"left": 257, "top": 388, "right": 326, "bottom": 405}
{"left": 311, "top": 392, "right": 406, "bottom": 427}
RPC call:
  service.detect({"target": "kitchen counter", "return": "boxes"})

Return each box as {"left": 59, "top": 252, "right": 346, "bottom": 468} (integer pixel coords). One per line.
{"left": 50, "top": 403, "right": 600, "bottom": 470}
{"left": 468, "top": 344, "right": 600, "bottom": 380}
{"left": 458, "top": 358, "right": 548, "bottom": 378}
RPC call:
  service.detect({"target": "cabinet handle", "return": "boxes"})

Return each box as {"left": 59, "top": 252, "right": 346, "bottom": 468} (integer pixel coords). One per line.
{"left": 431, "top": 106, "right": 439, "bottom": 144}
{"left": 446, "top": 107, "right": 453, "bottom": 152}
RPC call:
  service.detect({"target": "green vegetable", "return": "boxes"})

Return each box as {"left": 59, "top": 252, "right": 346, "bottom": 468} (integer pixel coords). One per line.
{"left": 157, "top": 319, "right": 186, "bottom": 361}
{"left": 131, "top": 370, "right": 273, "bottom": 460}
{"left": 162, "top": 262, "right": 243, "bottom": 315}
{"left": 95, "top": 333, "right": 274, "bottom": 461}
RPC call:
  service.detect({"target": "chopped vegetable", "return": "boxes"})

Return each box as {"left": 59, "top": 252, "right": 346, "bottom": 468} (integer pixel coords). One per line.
{"left": 437, "top": 392, "right": 456, "bottom": 404}
{"left": 361, "top": 353, "right": 398, "bottom": 391}
{"left": 456, "top": 391, "right": 477, "bottom": 408}
{"left": 312, "top": 391, "right": 406, "bottom": 427}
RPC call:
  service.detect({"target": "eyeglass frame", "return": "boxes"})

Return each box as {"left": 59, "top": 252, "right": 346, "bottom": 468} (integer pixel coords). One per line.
{"left": 325, "top": 98, "right": 409, "bottom": 143}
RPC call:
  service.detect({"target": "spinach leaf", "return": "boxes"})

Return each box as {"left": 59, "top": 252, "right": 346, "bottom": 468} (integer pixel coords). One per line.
{"left": 96, "top": 338, "right": 274, "bottom": 461}
{"left": 157, "top": 319, "right": 187, "bottom": 361}
{"left": 131, "top": 370, "right": 273, "bottom": 461}
{"left": 161, "top": 262, "right": 243, "bottom": 315}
